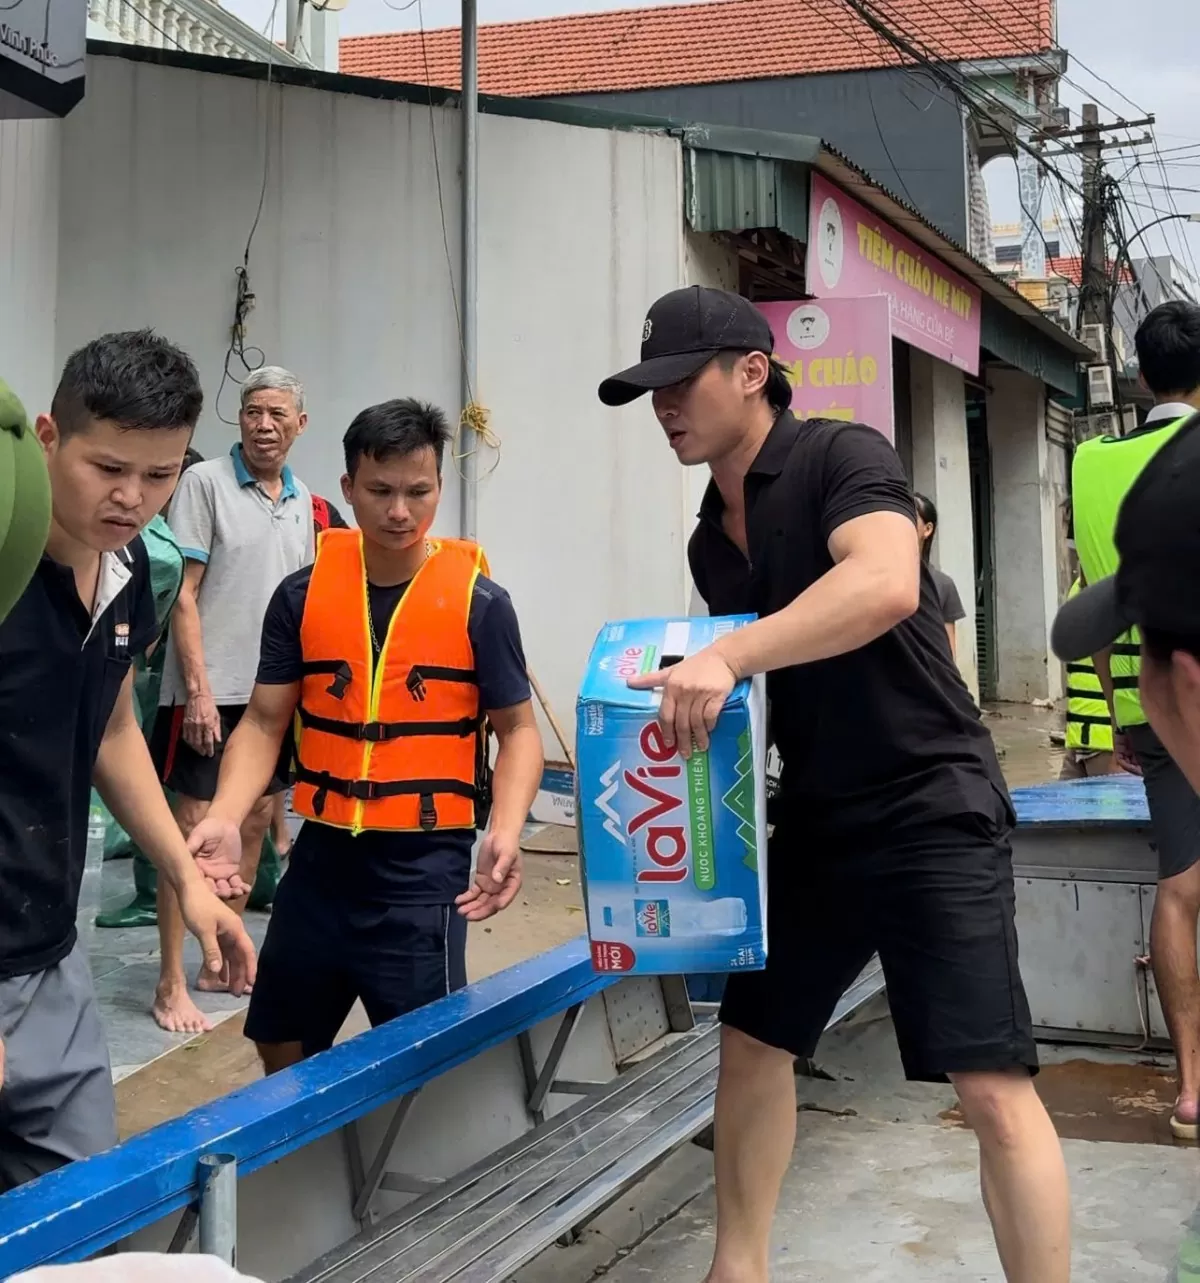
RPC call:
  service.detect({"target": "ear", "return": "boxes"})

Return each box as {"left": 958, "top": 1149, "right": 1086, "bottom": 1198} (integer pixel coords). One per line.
{"left": 340, "top": 472, "right": 353, "bottom": 505}
{"left": 742, "top": 351, "right": 770, "bottom": 398}
{"left": 297, "top": 412, "right": 308, "bottom": 435}
{"left": 34, "top": 413, "right": 60, "bottom": 459}
{"left": 1174, "top": 650, "right": 1200, "bottom": 698}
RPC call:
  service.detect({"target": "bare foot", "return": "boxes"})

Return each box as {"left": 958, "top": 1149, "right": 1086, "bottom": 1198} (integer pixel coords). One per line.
{"left": 152, "top": 982, "right": 214, "bottom": 1034}
{"left": 194, "top": 960, "right": 231, "bottom": 993}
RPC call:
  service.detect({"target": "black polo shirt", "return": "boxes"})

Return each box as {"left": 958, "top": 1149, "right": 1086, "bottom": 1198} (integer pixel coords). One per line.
{"left": 690, "top": 411, "right": 1012, "bottom": 843}
{"left": 0, "top": 540, "right": 158, "bottom": 978}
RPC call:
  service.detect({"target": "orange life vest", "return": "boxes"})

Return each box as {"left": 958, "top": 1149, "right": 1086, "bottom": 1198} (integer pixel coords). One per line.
{"left": 292, "top": 528, "right": 489, "bottom": 833}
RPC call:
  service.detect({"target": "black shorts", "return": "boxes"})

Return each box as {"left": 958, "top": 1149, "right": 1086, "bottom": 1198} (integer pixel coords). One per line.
{"left": 1126, "top": 722, "right": 1200, "bottom": 881}
{"left": 243, "top": 862, "right": 468, "bottom": 1057}
{"left": 149, "top": 703, "right": 288, "bottom": 802}
{"left": 720, "top": 813, "right": 1038, "bottom": 1083}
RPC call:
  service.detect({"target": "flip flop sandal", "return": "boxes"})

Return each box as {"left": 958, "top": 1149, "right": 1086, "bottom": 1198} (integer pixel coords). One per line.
{"left": 1170, "top": 1112, "right": 1200, "bottom": 1141}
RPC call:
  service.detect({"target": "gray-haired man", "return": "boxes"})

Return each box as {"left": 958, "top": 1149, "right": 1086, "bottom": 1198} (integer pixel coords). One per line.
{"left": 149, "top": 367, "right": 313, "bottom": 1034}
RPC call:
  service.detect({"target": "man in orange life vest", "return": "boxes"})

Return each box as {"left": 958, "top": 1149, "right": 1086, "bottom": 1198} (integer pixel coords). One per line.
{"left": 187, "top": 399, "right": 544, "bottom": 1070}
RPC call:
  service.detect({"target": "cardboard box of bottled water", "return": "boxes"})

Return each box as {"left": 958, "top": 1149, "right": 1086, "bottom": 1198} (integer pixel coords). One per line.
{"left": 576, "top": 616, "right": 769, "bottom": 976}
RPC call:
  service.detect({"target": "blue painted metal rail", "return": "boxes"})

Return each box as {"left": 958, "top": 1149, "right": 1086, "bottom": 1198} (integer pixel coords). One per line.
{"left": 0, "top": 938, "right": 613, "bottom": 1277}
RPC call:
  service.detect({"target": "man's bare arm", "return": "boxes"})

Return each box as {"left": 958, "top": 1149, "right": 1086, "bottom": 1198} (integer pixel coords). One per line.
{"left": 456, "top": 700, "right": 544, "bottom": 922}
{"left": 172, "top": 560, "right": 209, "bottom": 696}
{"left": 205, "top": 681, "right": 301, "bottom": 829}
{"left": 171, "top": 560, "right": 225, "bottom": 756}
{"left": 93, "top": 670, "right": 211, "bottom": 894}
{"left": 713, "top": 509, "right": 921, "bottom": 678}
{"left": 486, "top": 700, "right": 544, "bottom": 844}
{"left": 93, "top": 670, "right": 256, "bottom": 988}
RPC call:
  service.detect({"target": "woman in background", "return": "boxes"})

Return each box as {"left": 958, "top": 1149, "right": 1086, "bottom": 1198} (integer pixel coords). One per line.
{"left": 914, "top": 492, "right": 966, "bottom": 661}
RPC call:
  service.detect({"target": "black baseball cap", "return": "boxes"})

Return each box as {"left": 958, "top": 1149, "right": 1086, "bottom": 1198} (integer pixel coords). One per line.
{"left": 598, "top": 286, "right": 774, "bottom": 407}
{"left": 1052, "top": 410, "right": 1200, "bottom": 662}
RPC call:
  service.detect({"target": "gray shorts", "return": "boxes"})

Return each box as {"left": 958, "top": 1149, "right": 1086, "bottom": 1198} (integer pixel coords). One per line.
{"left": 0, "top": 941, "right": 117, "bottom": 1192}
{"left": 1128, "top": 722, "right": 1200, "bottom": 882}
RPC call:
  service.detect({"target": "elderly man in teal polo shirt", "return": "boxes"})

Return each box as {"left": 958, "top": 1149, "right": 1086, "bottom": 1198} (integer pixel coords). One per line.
{"left": 149, "top": 366, "right": 314, "bottom": 1036}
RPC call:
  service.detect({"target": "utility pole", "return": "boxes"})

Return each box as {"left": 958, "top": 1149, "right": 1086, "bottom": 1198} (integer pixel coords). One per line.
{"left": 1078, "top": 104, "right": 1107, "bottom": 333}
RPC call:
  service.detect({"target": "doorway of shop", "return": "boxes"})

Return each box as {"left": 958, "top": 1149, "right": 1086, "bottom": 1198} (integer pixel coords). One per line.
{"left": 967, "top": 389, "right": 997, "bottom": 700}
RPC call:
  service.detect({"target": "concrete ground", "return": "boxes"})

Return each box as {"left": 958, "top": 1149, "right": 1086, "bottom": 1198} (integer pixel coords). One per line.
{"left": 102, "top": 700, "right": 1072, "bottom": 1136}
{"left": 519, "top": 1002, "right": 1200, "bottom": 1283}
{"left": 102, "top": 831, "right": 586, "bottom": 1136}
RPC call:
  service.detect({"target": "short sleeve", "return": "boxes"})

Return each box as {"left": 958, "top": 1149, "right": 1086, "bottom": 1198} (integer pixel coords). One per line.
{"left": 166, "top": 468, "right": 215, "bottom": 564}
{"left": 939, "top": 573, "right": 966, "bottom": 624}
{"left": 819, "top": 424, "right": 916, "bottom": 543}
{"left": 469, "top": 577, "right": 532, "bottom": 712}
{"left": 256, "top": 568, "right": 309, "bottom": 685}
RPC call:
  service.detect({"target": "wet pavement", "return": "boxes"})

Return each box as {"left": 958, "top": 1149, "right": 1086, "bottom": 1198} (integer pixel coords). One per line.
{"left": 942, "top": 1055, "right": 1182, "bottom": 1147}
{"left": 984, "top": 699, "right": 1067, "bottom": 787}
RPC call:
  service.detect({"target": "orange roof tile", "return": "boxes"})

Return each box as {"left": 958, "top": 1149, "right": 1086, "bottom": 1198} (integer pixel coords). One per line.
{"left": 1048, "top": 256, "right": 1133, "bottom": 286}
{"left": 340, "top": 0, "right": 1055, "bottom": 98}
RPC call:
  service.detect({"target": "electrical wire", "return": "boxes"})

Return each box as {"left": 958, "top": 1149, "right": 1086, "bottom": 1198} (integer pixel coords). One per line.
{"left": 832, "top": 0, "right": 1086, "bottom": 203}
{"left": 213, "top": 0, "right": 282, "bottom": 425}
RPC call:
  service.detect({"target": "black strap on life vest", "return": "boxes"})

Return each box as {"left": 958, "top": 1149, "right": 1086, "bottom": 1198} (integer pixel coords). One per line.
{"left": 301, "top": 660, "right": 353, "bottom": 699}
{"left": 299, "top": 660, "right": 476, "bottom": 703}
{"left": 293, "top": 762, "right": 477, "bottom": 830}
{"left": 296, "top": 705, "right": 479, "bottom": 742}
{"left": 405, "top": 665, "right": 477, "bottom": 703}
{"left": 1111, "top": 642, "right": 1140, "bottom": 658}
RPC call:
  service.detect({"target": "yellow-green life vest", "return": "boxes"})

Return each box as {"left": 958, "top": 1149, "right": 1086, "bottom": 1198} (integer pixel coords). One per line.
{"left": 1063, "top": 579, "right": 1113, "bottom": 752}
{"left": 1072, "top": 413, "right": 1193, "bottom": 729}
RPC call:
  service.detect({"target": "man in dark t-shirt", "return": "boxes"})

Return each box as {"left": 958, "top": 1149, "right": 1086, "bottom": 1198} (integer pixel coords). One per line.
{"left": 0, "top": 333, "right": 255, "bottom": 1190}
{"left": 599, "top": 287, "right": 1069, "bottom": 1283}
{"left": 186, "top": 399, "right": 544, "bottom": 1070}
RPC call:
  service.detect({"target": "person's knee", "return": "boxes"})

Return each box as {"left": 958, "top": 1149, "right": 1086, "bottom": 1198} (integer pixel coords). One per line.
{"left": 719, "top": 1023, "right": 795, "bottom": 1080}
{"left": 245, "top": 794, "right": 276, "bottom": 833}
{"left": 1156, "top": 865, "right": 1200, "bottom": 921}
{"left": 257, "top": 1041, "right": 304, "bottom": 1075}
{"left": 172, "top": 793, "right": 210, "bottom": 837}
{"left": 950, "top": 1069, "right": 1041, "bottom": 1151}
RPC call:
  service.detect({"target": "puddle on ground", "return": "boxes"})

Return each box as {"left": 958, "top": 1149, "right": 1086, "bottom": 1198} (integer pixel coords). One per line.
{"left": 941, "top": 1058, "right": 1183, "bottom": 1146}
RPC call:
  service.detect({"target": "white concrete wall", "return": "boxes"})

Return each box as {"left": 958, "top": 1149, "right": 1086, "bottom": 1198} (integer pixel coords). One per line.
{"left": 987, "top": 365, "right": 1062, "bottom": 703}
{"left": 0, "top": 117, "right": 61, "bottom": 415}
{"left": 910, "top": 348, "right": 979, "bottom": 700}
{"left": 680, "top": 229, "right": 741, "bottom": 603}
{"left": 54, "top": 54, "right": 689, "bottom": 750}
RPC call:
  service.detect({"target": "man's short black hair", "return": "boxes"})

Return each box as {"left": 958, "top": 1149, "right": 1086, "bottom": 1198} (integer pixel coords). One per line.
{"left": 343, "top": 398, "right": 452, "bottom": 478}
{"left": 716, "top": 351, "right": 794, "bottom": 415}
{"left": 1134, "top": 301, "right": 1200, "bottom": 398}
{"left": 51, "top": 330, "right": 203, "bottom": 439}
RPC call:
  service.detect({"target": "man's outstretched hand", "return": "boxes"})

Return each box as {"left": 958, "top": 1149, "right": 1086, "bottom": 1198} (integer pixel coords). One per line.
{"left": 187, "top": 816, "right": 250, "bottom": 899}
{"left": 626, "top": 647, "right": 738, "bottom": 757}
{"left": 457, "top": 830, "right": 523, "bottom": 921}
{"left": 178, "top": 883, "right": 257, "bottom": 996}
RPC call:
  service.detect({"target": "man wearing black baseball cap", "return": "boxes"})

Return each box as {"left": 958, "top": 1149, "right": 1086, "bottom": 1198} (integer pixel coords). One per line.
{"left": 600, "top": 286, "right": 1069, "bottom": 1283}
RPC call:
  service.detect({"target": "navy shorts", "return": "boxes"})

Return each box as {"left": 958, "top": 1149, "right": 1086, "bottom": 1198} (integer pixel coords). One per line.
{"left": 244, "top": 862, "right": 467, "bottom": 1057}
{"left": 150, "top": 702, "right": 288, "bottom": 802}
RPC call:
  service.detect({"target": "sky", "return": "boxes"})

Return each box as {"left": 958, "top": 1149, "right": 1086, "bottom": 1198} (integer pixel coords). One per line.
{"left": 226, "top": 0, "right": 1200, "bottom": 276}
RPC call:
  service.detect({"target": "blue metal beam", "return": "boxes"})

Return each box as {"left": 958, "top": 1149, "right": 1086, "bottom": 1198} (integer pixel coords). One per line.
{"left": 0, "top": 938, "right": 612, "bottom": 1275}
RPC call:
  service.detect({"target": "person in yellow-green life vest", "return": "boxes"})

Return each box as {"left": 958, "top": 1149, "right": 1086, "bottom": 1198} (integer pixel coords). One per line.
{"left": 1059, "top": 577, "right": 1119, "bottom": 780}
{"left": 1068, "top": 299, "right": 1200, "bottom": 1142}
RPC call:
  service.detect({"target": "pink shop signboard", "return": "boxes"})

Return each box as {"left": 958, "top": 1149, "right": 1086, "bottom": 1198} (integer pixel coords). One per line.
{"left": 758, "top": 297, "right": 895, "bottom": 443}
{"left": 806, "top": 172, "right": 982, "bottom": 375}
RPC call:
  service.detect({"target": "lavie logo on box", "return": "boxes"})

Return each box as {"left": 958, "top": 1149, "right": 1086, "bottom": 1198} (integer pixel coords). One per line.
{"left": 593, "top": 721, "right": 715, "bottom": 888}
